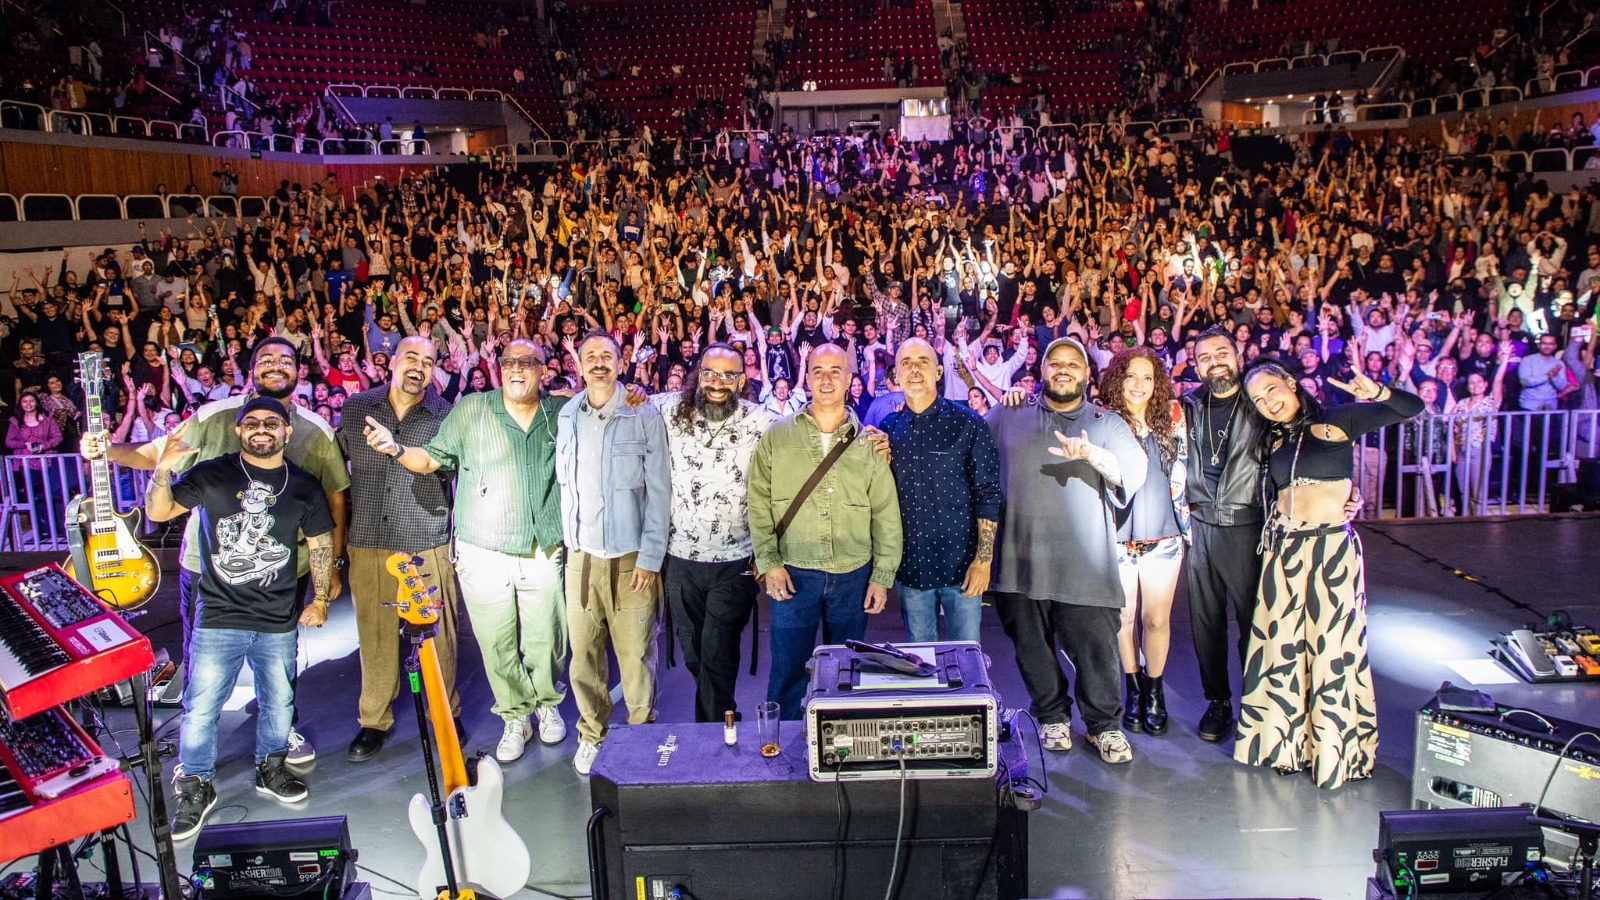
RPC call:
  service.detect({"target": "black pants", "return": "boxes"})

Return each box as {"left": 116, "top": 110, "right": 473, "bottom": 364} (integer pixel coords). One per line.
{"left": 1186, "top": 519, "right": 1263, "bottom": 704}
{"left": 995, "top": 595, "right": 1122, "bottom": 734}
{"left": 664, "top": 555, "right": 758, "bottom": 724}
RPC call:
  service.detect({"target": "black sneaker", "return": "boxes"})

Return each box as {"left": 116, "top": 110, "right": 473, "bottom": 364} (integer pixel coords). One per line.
{"left": 1198, "top": 700, "right": 1235, "bottom": 743}
{"left": 171, "top": 775, "right": 216, "bottom": 842}
{"left": 255, "top": 753, "right": 309, "bottom": 803}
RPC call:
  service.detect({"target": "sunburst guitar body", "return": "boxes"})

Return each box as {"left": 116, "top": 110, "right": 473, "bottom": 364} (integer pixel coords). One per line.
{"left": 65, "top": 352, "right": 160, "bottom": 609}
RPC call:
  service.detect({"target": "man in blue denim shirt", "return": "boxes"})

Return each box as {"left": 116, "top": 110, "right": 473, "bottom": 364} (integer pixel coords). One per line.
{"left": 557, "top": 331, "right": 672, "bottom": 776}
{"left": 879, "top": 339, "right": 1002, "bottom": 643}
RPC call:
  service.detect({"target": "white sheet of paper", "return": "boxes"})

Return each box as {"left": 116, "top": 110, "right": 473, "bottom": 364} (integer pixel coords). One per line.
{"left": 855, "top": 644, "right": 945, "bottom": 690}
{"left": 1444, "top": 658, "right": 1519, "bottom": 685}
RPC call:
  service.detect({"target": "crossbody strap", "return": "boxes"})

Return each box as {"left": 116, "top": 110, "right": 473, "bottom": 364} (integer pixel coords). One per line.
{"left": 774, "top": 429, "right": 857, "bottom": 540}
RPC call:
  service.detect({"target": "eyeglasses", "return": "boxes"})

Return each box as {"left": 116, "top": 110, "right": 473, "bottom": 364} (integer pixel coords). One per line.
{"left": 501, "top": 356, "right": 542, "bottom": 371}
{"left": 699, "top": 370, "right": 743, "bottom": 384}
{"left": 255, "top": 356, "right": 297, "bottom": 370}
{"left": 239, "top": 418, "right": 285, "bottom": 432}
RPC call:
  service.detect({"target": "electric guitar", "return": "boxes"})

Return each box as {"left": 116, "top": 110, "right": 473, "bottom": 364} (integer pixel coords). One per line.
{"left": 65, "top": 352, "right": 160, "bottom": 609}
{"left": 388, "top": 554, "right": 530, "bottom": 900}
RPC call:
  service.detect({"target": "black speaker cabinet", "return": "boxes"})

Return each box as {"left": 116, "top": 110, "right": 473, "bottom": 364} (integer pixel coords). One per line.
{"left": 587, "top": 722, "right": 1030, "bottom": 900}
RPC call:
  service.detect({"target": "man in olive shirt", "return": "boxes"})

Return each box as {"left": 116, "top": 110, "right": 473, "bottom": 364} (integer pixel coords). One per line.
{"left": 748, "top": 344, "right": 902, "bottom": 721}
{"left": 364, "top": 339, "right": 572, "bottom": 764}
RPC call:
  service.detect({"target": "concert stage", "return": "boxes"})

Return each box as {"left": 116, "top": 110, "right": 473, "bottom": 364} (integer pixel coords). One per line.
{"left": 7, "top": 515, "right": 1599, "bottom": 899}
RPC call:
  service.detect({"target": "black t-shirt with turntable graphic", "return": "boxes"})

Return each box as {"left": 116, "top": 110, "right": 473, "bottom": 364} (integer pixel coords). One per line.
{"left": 170, "top": 453, "right": 335, "bottom": 633}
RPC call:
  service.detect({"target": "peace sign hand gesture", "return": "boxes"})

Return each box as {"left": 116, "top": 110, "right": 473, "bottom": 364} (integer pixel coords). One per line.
{"left": 1326, "top": 370, "right": 1386, "bottom": 401}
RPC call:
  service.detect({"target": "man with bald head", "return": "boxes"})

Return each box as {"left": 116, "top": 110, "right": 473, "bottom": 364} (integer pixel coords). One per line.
{"left": 748, "top": 344, "right": 903, "bottom": 719}
{"left": 365, "top": 338, "right": 575, "bottom": 765}
{"left": 879, "top": 338, "right": 1002, "bottom": 643}
{"left": 337, "top": 336, "right": 462, "bottom": 763}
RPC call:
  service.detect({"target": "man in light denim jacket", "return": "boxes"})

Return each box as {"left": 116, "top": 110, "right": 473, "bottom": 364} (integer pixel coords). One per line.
{"left": 556, "top": 332, "right": 672, "bottom": 776}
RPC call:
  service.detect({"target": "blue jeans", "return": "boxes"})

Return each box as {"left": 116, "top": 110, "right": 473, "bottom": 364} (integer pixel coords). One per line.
{"left": 899, "top": 584, "right": 982, "bottom": 643}
{"left": 179, "top": 627, "right": 298, "bottom": 781}
{"left": 767, "top": 564, "right": 872, "bottom": 720}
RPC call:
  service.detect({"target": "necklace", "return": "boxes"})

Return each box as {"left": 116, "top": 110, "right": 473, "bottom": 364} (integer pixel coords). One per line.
{"left": 1203, "top": 391, "right": 1242, "bottom": 467}
{"left": 238, "top": 454, "right": 289, "bottom": 503}
{"left": 700, "top": 407, "right": 739, "bottom": 449}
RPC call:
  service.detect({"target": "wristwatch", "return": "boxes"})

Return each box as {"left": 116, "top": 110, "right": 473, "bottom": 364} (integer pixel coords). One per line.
{"left": 313, "top": 597, "right": 330, "bottom": 607}
{"left": 332, "top": 556, "right": 347, "bottom": 570}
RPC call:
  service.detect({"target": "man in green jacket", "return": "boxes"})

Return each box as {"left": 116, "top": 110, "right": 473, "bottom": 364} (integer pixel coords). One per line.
{"left": 748, "top": 344, "right": 902, "bottom": 720}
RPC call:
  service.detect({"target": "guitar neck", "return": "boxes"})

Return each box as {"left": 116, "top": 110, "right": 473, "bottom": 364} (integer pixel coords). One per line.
{"left": 82, "top": 381, "right": 114, "bottom": 528}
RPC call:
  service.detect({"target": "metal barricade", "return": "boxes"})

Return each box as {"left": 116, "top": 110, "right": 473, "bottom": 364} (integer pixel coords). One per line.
{"left": 3, "top": 454, "right": 159, "bottom": 552}
{"left": 1350, "top": 408, "right": 1590, "bottom": 520}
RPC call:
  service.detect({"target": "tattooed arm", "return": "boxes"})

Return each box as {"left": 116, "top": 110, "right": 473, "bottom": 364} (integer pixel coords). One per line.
{"left": 962, "top": 519, "right": 997, "bottom": 598}
{"left": 299, "top": 532, "right": 335, "bottom": 628}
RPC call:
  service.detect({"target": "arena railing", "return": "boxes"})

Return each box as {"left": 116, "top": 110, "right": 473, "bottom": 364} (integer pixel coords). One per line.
{"left": 1, "top": 455, "right": 157, "bottom": 554}
{"left": 1352, "top": 408, "right": 1597, "bottom": 519}
{"left": 0, "top": 191, "right": 269, "bottom": 222}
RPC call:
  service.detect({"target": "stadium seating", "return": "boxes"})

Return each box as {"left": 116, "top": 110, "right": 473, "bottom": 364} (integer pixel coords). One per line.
{"left": 962, "top": 0, "right": 1145, "bottom": 110}
{"left": 558, "top": 0, "right": 758, "bottom": 134}
{"left": 783, "top": 0, "right": 942, "bottom": 90}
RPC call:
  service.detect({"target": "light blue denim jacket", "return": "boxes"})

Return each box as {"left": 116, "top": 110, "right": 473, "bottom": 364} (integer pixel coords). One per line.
{"left": 555, "top": 391, "right": 673, "bottom": 572}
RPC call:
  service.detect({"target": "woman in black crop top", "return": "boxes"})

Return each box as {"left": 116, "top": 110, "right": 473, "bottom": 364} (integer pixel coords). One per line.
{"left": 1231, "top": 359, "right": 1423, "bottom": 790}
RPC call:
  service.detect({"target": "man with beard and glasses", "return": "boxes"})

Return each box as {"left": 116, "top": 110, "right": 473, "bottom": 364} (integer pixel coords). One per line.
{"left": 556, "top": 332, "right": 672, "bottom": 776}
{"left": 336, "top": 336, "right": 462, "bottom": 762}
{"left": 144, "top": 398, "right": 336, "bottom": 841}
{"left": 83, "top": 336, "right": 349, "bottom": 766}
{"left": 1178, "top": 327, "right": 1268, "bottom": 742}
{"left": 986, "top": 338, "right": 1147, "bottom": 764}
{"left": 365, "top": 339, "right": 574, "bottom": 767}
{"left": 879, "top": 338, "right": 1002, "bottom": 643}
{"left": 652, "top": 343, "right": 774, "bottom": 725}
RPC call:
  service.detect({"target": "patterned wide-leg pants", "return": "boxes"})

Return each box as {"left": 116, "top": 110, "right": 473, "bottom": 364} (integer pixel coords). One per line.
{"left": 1234, "top": 519, "right": 1378, "bottom": 790}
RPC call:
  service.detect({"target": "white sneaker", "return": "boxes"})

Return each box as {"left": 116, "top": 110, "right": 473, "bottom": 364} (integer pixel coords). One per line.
{"left": 1088, "top": 729, "right": 1134, "bottom": 764}
{"left": 534, "top": 706, "right": 567, "bottom": 744}
{"left": 573, "top": 741, "right": 600, "bottom": 776}
{"left": 495, "top": 718, "right": 532, "bottom": 763}
{"left": 1039, "top": 722, "right": 1073, "bottom": 752}
{"left": 285, "top": 729, "right": 316, "bottom": 765}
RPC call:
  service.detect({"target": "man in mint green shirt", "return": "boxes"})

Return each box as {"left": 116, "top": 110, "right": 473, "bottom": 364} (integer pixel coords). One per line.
{"left": 364, "top": 339, "right": 573, "bottom": 764}
{"left": 748, "top": 344, "right": 902, "bottom": 720}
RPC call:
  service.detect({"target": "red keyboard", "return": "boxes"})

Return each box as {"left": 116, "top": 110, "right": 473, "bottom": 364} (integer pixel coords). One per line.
{"left": 0, "top": 706, "right": 135, "bottom": 864}
{"left": 0, "top": 565, "right": 155, "bottom": 720}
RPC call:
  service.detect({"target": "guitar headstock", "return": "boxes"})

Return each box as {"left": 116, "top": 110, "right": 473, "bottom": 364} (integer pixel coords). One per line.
{"left": 77, "top": 352, "right": 106, "bottom": 400}
{"left": 384, "top": 552, "right": 439, "bottom": 625}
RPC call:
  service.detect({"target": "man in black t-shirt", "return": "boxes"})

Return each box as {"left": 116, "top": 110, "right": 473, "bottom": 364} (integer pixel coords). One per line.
{"left": 145, "top": 397, "right": 336, "bottom": 842}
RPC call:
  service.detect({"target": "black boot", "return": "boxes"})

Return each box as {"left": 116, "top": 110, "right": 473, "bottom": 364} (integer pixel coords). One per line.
{"left": 1141, "top": 673, "right": 1168, "bottom": 735}
{"left": 1121, "top": 673, "right": 1145, "bottom": 733}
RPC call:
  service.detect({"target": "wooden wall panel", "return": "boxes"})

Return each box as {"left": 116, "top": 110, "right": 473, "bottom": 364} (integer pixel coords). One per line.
{"left": 0, "top": 141, "right": 426, "bottom": 201}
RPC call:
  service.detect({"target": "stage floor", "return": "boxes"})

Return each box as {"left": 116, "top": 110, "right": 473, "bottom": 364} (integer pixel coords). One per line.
{"left": 11, "top": 515, "right": 1600, "bottom": 900}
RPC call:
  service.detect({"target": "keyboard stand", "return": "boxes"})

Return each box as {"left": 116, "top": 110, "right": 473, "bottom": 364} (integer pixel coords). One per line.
{"left": 124, "top": 672, "right": 183, "bottom": 900}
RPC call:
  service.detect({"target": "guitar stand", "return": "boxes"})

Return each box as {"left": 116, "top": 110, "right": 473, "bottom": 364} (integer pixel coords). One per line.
{"left": 404, "top": 622, "right": 475, "bottom": 900}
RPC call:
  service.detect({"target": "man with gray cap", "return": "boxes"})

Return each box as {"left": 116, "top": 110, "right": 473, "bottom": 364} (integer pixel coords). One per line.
{"left": 986, "top": 337, "right": 1147, "bottom": 764}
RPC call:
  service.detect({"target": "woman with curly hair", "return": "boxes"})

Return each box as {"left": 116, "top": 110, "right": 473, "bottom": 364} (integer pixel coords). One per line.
{"left": 1235, "top": 359, "right": 1421, "bottom": 788}
{"left": 1098, "top": 347, "right": 1188, "bottom": 735}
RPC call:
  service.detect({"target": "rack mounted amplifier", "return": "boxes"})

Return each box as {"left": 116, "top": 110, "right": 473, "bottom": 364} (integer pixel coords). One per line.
{"left": 803, "top": 641, "right": 1000, "bottom": 782}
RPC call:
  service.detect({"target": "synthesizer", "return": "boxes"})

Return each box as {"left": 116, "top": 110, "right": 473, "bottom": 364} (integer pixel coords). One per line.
{"left": 0, "top": 565, "right": 154, "bottom": 720}
{"left": 0, "top": 706, "right": 136, "bottom": 865}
